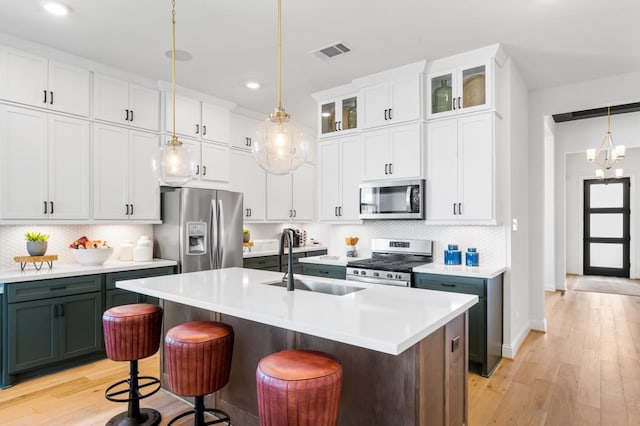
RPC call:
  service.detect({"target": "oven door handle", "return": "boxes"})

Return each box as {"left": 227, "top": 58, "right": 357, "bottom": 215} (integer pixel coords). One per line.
{"left": 406, "top": 186, "right": 412, "bottom": 212}
{"left": 346, "top": 275, "right": 410, "bottom": 287}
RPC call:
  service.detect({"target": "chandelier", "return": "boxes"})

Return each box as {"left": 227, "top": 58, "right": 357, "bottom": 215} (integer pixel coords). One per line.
{"left": 586, "top": 106, "right": 625, "bottom": 180}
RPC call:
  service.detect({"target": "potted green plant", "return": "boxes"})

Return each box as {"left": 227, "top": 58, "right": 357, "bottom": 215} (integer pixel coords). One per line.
{"left": 25, "top": 232, "right": 49, "bottom": 256}
{"left": 243, "top": 228, "right": 251, "bottom": 243}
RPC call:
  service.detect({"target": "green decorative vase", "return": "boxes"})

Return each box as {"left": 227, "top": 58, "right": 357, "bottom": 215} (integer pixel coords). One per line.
{"left": 433, "top": 80, "right": 452, "bottom": 113}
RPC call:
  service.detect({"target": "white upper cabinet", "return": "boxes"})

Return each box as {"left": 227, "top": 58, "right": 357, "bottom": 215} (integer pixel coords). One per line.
{"left": 0, "top": 106, "right": 90, "bottom": 220}
{"left": 318, "top": 135, "right": 364, "bottom": 222}
{"left": 266, "top": 164, "right": 314, "bottom": 222}
{"left": 94, "top": 73, "right": 160, "bottom": 130}
{"left": 426, "top": 112, "right": 494, "bottom": 223}
{"left": 230, "top": 113, "right": 261, "bottom": 150}
{"left": 360, "top": 73, "right": 422, "bottom": 129}
{"left": 165, "top": 94, "right": 231, "bottom": 144}
{"left": 317, "top": 94, "right": 358, "bottom": 138}
{"left": 93, "top": 123, "right": 160, "bottom": 221}
{"left": 363, "top": 123, "right": 423, "bottom": 180}
{"left": 201, "top": 142, "right": 230, "bottom": 183}
{"left": 0, "top": 47, "right": 90, "bottom": 117}
{"left": 230, "top": 150, "right": 266, "bottom": 221}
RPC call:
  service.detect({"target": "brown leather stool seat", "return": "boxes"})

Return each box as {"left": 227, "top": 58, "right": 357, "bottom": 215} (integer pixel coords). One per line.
{"left": 165, "top": 321, "right": 234, "bottom": 426}
{"left": 102, "top": 304, "right": 163, "bottom": 426}
{"left": 256, "top": 349, "right": 342, "bottom": 426}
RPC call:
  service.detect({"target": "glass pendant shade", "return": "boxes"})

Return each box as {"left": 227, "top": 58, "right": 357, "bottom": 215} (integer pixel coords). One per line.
{"left": 154, "top": 137, "right": 196, "bottom": 186}
{"left": 252, "top": 115, "right": 309, "bottom": 175}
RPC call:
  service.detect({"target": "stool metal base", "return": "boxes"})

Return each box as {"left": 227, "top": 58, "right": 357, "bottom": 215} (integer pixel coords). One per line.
{"left": 106, "top": 408, "right": 161, "bottom": 426}
{"left": 167, "top": 395, "right": 230, "bottom": 426}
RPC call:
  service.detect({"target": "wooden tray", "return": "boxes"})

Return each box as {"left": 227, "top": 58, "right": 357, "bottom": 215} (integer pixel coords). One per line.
{"left": 14, "top": 255, "right": 58, "bottom": 271}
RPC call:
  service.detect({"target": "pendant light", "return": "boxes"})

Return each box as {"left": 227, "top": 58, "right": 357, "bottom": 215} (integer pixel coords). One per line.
{"left": 586, "top": 106, "right": 625, "bottom": 180}
{"left": 252, "top": 0, "right": 309, "bottom": 175}
{"left": 155, "top": 0, "right": 196, "bottom": 186}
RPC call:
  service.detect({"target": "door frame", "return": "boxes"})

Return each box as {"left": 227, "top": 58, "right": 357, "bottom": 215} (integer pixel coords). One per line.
{"left": 582, "top": 177, "right": 631, "bottom": 277}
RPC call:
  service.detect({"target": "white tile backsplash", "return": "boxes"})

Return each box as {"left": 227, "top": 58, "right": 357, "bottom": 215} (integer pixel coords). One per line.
{"left": 0, "top": 224, "right": 153, "bottom": 270}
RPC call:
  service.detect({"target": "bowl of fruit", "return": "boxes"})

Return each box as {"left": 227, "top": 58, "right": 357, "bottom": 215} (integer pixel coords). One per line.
{"left": 69, "top": 236, "right": 114, "bottom": 266}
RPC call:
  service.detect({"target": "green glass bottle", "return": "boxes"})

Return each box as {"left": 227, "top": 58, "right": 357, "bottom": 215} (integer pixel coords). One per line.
{"left": 433, "top": 79, "right": 452, "bottom": 113}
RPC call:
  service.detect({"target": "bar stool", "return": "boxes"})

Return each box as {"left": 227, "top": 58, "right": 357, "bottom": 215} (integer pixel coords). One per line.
{"left": 102, "top": 303, "right": 163, "bottom": 426}
{"left": 165, "top": 321, "right": 234, "bottom": 426}
{"left": 256, "top": 349, "right": 342, "bottom": 426}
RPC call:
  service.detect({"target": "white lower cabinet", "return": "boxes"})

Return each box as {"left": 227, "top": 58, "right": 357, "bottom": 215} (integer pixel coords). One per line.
{"left": 363, "top": 122, "right": 422, "bottom": 180}
{"left": 93, "top": 124, "right": 160, "bottom": 221}
{"left": 318, "top": 135, "right": 364, "bottom": 221}
{"left": 426, "top": 112, "right": 494, "bottom": 223}
{"left": 0, "top": 106, "right": 90, "bottom": 220}
{"left": 266, "top": 164, "right": 314, "bottom": 222}
{"left": 230, "top": 151, "right": 265, "bottom": 221}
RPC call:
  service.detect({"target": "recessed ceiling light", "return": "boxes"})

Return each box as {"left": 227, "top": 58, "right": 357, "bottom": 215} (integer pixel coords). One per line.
{"left": 42, "top": 1, "right": 71, "bottom": 16}
{"left": 164, "top": 49, "right": 193, "bottom": 61}
{"left": 246, "top": 81, "right": 261, "bottom": 90}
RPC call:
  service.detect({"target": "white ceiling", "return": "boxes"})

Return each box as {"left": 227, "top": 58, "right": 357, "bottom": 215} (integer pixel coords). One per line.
{"left": 1, "top": 0, "right": 639, "bottom": 127}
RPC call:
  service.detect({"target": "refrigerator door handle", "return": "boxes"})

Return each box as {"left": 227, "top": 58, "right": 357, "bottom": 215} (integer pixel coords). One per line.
{"left": 210, "top": 200, "right": 217, "bottom": 269}
{"left": 217, "top": 199, "right": 224, "bottom": 266}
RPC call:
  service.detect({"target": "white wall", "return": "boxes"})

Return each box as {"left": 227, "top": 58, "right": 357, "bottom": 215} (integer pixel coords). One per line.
{"left": 529, "top": 71, "right": 640, "bottom": 328}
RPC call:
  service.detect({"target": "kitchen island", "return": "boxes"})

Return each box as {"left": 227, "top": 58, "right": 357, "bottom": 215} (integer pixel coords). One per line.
{"left": 117, "top": 267, "right": 478, "bottom": 425}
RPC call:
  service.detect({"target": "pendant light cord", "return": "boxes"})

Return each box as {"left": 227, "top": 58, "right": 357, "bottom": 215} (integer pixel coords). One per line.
{"left": 171, "top": 0, "right": 177, "bottom": 142}
{"left": 607, "top": 106, "right": 611, "bottom": 135}
{"left": 277, "top": 0, "right": 282, "bottom": 110}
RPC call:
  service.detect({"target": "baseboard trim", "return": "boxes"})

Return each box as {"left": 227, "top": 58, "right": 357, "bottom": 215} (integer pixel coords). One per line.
{"left": 502, "top": 318, "right": 547, "bottom": 359}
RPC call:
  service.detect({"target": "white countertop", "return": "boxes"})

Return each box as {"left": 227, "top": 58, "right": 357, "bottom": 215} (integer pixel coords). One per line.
{"left": 243, "top": 245, "right": 327, "bottom": 258}
{"left": 413, "top": 263, "right": 507, "bottom": 279}
{"left": 116, "top": 267, "right": 478, "bottom": 355}
{"left": 0, "top": 259, "right": 177, "bottom": 284}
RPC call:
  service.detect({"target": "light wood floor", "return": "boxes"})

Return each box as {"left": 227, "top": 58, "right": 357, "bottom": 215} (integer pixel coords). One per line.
{"left": 0, "top": 274, "right": 638, "bottom": 425}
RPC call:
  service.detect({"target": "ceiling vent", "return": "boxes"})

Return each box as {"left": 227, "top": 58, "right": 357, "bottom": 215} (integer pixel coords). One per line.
{"left": 312, "top": 42, "right": 352, "bottom": 60}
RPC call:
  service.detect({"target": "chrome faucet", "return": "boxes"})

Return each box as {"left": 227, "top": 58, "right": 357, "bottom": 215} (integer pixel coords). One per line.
{"left": 279, "top": 229, "right": 295, "bottom": 291}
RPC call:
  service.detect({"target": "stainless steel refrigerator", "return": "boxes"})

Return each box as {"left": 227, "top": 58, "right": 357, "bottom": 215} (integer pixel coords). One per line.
{"left": 153, "top": 187, "right": 244, "bottom": 273}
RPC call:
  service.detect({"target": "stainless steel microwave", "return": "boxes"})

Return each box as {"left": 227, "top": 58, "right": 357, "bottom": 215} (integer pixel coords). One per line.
{"left": 359, "top": 179, "right": 425, "bottom": 220}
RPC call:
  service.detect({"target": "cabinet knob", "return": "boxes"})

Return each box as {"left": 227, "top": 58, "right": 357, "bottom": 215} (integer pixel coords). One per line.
{"left": 43, "top": 90, "right": 47, "bottom": 104}
{"left": 458, "top": 202, "right": 462, "bottom": 215}
{"left": 50, "top": 201, "right": 54, "bottom": 214}
{"left": 202, "top": 125, "right": 207, "bottom": 136}
{"left": 388, "top": 108, "right": 392, "bottom": 120}
{"left": 129, "top": 109, "right": 133, "bottom": 122}
{"left": 196, "top": 124, "right": 200, "bottom": 134}
{"left": 384, "top": 109, "right": 388, "bottom": 120}
{"left": 203, "top": 165, "right": 207, "bottom": 176}
{"left": 125, "top": 109, "right": 130, "bottom": 121}
{"left": 49, "top": 91, "right": 53, "bottom": 105}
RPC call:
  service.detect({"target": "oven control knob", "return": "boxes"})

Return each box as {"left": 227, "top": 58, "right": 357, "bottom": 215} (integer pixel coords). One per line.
{"left": 361, "top": 271, "right": 366, "bottom": 276}
{"left": 353, "top": 270, "right": 359, "bottom": 275}
{"left": 396, "top": 274, "right": 402, "bottom": 279}
{"left": 387, "top": 273, "right": 393, "bottom": 279}
{"left": 373, "top": 272, "right": 379, "bottom": 277}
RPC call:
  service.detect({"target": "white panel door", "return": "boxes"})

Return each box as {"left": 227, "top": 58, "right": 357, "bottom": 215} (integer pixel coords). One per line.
{"left": 48, "top": 115, "right": 90, "bottom": 219}
{"left": 0, "top": 106, "right": 47, "bottom": 219}
{"left": 388, "top": 123, "right": 421, "bottom": 179}
{"left": 363, "top": 129, "right": 389, "bottom": 180}
{"left": 266, "top": 173, "right": 292, "bottom": 221}
{"left": 3, "top": 48, "right": 48, "bottom": 108}
{"left": 201, "top": 142, "right": 230, "bottom": 183}
{"left": 459, "top": 113, "right": 493, "bottom": 221}
{"left": 230, "top": 151, "right": 265, "bottom": 221}
{"left": 171, "top": 95, "right": 200, "bottom": 138}
{"left": 128, "top": 131, "right": 160, "bottom": 220}
{"left": 93, "top": 73, "right": 130, "bottom": 125}
{"left": 340, "top": 135, "right": 365, "bottom": 221}
{"left": 93, "top": 124, "right": 129, "bottom": 219}
{"left": 201, "top": 103, "right": 230, "bottom": 143}
{"left": 426, "top": 118, "right": 458, "bottom": 221}
{"left": 361, "top": 82, "right": 388, "bottom": 129}
{"left": 389, "top": 73, "right": 421, "bottom": 124}
{"left": 318, "top": 140, "right": 341, "bottom": 220}
{"left": 292, "top": 164, "right": 314, "bottom": 221}
{"left": 48, "top": 61, "right": 90, "bottom": 117}
{"left": 129, "top": 84, "right": 159, "bottom": 131}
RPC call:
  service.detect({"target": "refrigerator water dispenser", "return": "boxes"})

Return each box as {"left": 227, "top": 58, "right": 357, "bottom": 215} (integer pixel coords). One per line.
{"left": 186, "top": 222, "right": 207, "bottom": 255}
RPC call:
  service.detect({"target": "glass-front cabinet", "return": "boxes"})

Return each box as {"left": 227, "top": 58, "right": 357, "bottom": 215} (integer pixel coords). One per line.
{"left": 427, "top": 60, "right": 492, "bottom": 119}
{"left": 318, "top": 95, "right": 358, "bottom": 137}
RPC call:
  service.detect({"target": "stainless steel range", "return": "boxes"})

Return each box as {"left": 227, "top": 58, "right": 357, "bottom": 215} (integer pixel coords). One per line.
{"left": 346, "top": 238, "right": 433, "bottom": 287}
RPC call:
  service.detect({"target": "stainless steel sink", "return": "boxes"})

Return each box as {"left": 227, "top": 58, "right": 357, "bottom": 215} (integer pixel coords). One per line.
{"left": 266, "top": 279, "right": 365, "bottom": 296}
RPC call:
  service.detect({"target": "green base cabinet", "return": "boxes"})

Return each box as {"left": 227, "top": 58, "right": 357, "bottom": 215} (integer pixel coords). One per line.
{"left": 104, "top": 266, "right": 174, "bottom": 309}
{"left": 301, "top": 263, "right": 346, "bottom": 280}
{"left": 243, "top": 255, "right": 280, "bottom": 271}
{"left": 414, "top": 272, "right": 503, "bottom": 377}
{"left": 244, "top": 250, "right": 328, "bottom": 274}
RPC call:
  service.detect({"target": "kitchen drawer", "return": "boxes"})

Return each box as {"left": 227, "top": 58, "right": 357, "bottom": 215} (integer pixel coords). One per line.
{"left": 281, "top": 264, "right": 304, "bottom": 274}
{"left": 305, "top": 249, "right": 328, "bottom": 257}
{"left": 280, "top": 252, "right": 306, "bottom": 265}
{"left": 243, "top": 255, "right": 280, "bottom": 270}
{"left": 414, "top": 273, "right": 485, "bottom": 298}
{"left": 7, "top": 275, "right": 103, "bottom": 303}
{"left": 302, "top": 264, "right": 346, "bottom": 280}
{"left": 105, "top": 266, "right": 175, "bottom": 290}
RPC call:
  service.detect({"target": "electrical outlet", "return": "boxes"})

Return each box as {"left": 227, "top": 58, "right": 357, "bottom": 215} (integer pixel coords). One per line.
{"left": 512, "top": 218, "right": 518, "bottom": 231}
